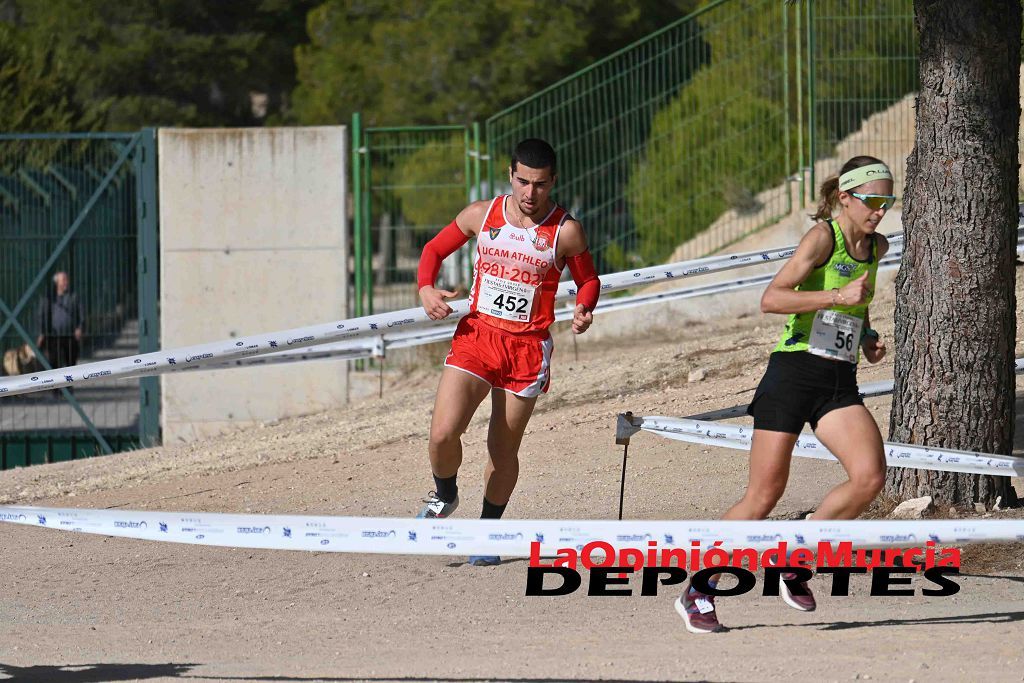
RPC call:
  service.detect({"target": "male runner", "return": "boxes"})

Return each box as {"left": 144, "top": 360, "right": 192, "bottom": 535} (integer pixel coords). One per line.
{"left": 415, "top": 138, "right": 601, "bottom": 566}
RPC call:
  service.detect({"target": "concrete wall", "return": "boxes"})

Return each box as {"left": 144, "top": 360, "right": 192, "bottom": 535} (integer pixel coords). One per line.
{"left": 158, "top": 127, "right": 348, "bottom": 444}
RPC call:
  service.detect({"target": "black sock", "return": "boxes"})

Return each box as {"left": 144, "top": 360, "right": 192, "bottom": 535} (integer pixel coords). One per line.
{"left": 481, "top": 497, "right": 507, "bottom": 519}
{"left": 433, "top": 474, "right": 458, "bottom": 503}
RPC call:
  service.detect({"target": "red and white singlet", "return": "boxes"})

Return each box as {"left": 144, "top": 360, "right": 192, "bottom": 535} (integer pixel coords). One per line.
{"left": 467, "top": 195, "right": 569, "bottom": 336}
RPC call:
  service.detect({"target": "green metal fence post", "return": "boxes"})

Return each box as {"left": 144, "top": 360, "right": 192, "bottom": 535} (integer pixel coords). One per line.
{"left": 486, "top": 124, "right": 494, "bottom": 210}
{"left": 471, "top": 122, "right": 481, "bottom": 282}
{"left": 795, "top": 1, "right": 806, "bottom": 206}
{"left": 463, "top": 127, "right": 472, "bottom": 203}
{"left": 352, "top": 112, "right": 363, "bottom": 318}
{"left": 783, "top": 3, "right": 792, "bottom": 216}
{"left": 472, "top": 122, "right": 481, "bottom": 195}
{"left": 462, "top": 126, "right": 472, "bottom": 283}
{"left": 362, "top": 126, "right": 374, "bottom": 315}
{"left": 136, "top": 128, "right": 160, "bottom": 448}
{"left": 807, "top": 0, "right": 816, "bottom": 197}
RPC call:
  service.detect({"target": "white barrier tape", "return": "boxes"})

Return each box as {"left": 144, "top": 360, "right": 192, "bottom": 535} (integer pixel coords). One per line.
{"left": 857, "top": 358, "right": 1024, "bottom": 399}
{"left": 183, "top": 344, "right": 379, "bottom": 370}
{"left": 633, "top": 416, "right": 1024, "bottom": 477}
{"left": 250, "top": 231, "right": 1024, "bottom": 371}
{"left": 572, "top": 225, "right": 1024, "bottom": 301}
{"left": 210, "top": 237, "right": 1024, "bottom": 370}
{"left": 583, "top": 225, "right": 1024, "bottom": 298}
{"left": 858, "top": 378, "right": 894, "bottom": 398}
{"left": 4, "top": 231, "right": 1020, "bottom": 393}
{"left": 173, "top": 254, "right": 908, "bottom": 374}
{"left": 0, "top": 301, "right": 463, "bottom": 396}
{"left": 689, "top": 358, "right": 1024, "bottom": 422}
{"left": 48, "top": 229, "right": 1024, "bottom": 376}
{"left": 0, "top": 232, "right": 910, "bottom": 396}
{"left": 1, "top": 506, "right": 1021, "bottom": 555}
{"left": 137, "top": 249, "right": 920, "bottom": 374}
{"left": 572, "top": 251, "right": 904, "bottom": 318}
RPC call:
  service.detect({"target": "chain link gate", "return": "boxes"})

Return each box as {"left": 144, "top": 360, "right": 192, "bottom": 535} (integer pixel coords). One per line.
{"left": 351, "top": 117, "right": 482, "bottom": 317}
{"left": 0, "top": 131, "right": 160, "bottom": 467}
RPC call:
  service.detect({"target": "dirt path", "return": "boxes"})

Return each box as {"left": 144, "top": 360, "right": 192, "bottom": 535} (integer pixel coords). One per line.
{"left": 0, "top": 267, "right": 1022, "bottom": 683}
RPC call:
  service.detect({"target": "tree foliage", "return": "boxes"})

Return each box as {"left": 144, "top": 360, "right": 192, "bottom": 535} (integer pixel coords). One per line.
{"left": 0, "top": 22, "right": 79, "bottom": 132}
{"left": 1, "top": 0, "right": 316, "bottom": 131}
{"left": 394, "top": 136, "right": 468, "bottom": 237}
{"left": 292, "top": 0, "right": 697, "bottom": 127}
{"left": 627, "top": 0, "right": 919, "bottom": 265}
{"left": 626, "top": 1, "right": 792, "bottom": 265}
{"left": 2, "top": 0, "right": 697, "bottom": 132}
{"left": 627, "top": 79, "right": 789, "bottom": 264}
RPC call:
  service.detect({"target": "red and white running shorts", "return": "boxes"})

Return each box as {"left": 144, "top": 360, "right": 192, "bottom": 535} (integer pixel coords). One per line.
{"left": 444, "top": 315, "right": 553, "bottom": 397}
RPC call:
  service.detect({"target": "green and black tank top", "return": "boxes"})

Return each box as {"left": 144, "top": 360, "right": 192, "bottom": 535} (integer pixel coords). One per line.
{"left": 774, "top": 219, "right": 878, "bottom": 363}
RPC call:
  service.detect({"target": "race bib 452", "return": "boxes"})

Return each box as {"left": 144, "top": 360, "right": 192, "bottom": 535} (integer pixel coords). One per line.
{"left": 478, "top": 274, "right": 535, "bottom": 322}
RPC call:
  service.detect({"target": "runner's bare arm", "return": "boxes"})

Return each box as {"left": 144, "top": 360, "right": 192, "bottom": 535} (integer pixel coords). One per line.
{"left": 558, "top": 219, "right": 600, "bottom": 334}
{"left": 555, "top": 218, "right": 586, "bottom": 261}
{"left": 860, "top": 309, "right": 887, "bottom": 363}
{"left": 761, "top": 223, "right": 869, "bottom": 314}
{"left": 417, "top": 201, "right": 490, "bottom": 320}
{"left": 453, "top": 200, "right": 490, "bottom": 239}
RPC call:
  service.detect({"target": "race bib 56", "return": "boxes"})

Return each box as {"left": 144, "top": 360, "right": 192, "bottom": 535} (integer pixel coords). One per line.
{"left": 809, "top": 309, "right": 863, "bottom": 363}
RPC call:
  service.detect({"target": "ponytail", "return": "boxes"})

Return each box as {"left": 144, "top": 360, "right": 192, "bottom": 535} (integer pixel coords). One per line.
{"left": 812, "top": 176, "right": 840, "bottom": 221}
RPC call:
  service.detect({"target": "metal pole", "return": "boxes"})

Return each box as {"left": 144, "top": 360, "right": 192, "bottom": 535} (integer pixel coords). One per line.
{"left": 618, "top": 442, "right": 629, "bottom": 521}
{"left": 782, "top": 2, "right": 792, "bottom": 216}
{"left": 806, "top": 0, "right": 816, "bottom": 198}
{"left": 351, "top": 113, "right": 363, "bottom": 318}
{"left": 363, "top": 127, "right": 374, "bottom": 316}
{"left": 135, "top": 128, "right": 161, "bottom": 448}
{"left": 613, "top": 411, "right": 641, "bottom": 520}
{"left": 795, "top": 0, "right": 806, "bottom": 205}
{"left": 472, "top": 122, "right": 481, "bottom": 195}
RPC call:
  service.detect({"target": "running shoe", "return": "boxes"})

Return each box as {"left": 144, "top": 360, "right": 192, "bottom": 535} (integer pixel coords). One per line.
{"left": 779, "top": 571, "right": 816, "bottom": 611}
{"left": 415, "top": 491, "right": 459, "bottom": 519}
{"left": 675, "top": 582, "right": 724, "bottom": 633}
{"left": 468, "top": 555, "right": 501, "bottom": 566}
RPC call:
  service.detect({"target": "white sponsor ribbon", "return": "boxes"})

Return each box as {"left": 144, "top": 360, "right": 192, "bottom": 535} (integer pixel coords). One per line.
{"left": 3, "top": 230, "right": 1021, "bottom": 394}
{"left": 29, "top": 244, "right": 915, "bottom": 378}
{"left": 0, "top": 233, "right": 909, "bottom": 396}
{"left": 630, "top": 416, "right": 1024, "bottom": 477}
{"left": 858, "top": 358, "right": 1024, "bottom": 398}
{"left": 197, "top": 235, "right": 1024, "bottom": 371}
{"left": 0, "top": 506, "right": 1020, "bottom": 555}
{"left": 687, "top": 358, "right": 1024, "bottom": 422}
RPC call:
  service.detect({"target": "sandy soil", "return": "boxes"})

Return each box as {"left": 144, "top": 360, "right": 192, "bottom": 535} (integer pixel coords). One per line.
{"left": 0, "top": 253, "right": 1022, "bottom": 683}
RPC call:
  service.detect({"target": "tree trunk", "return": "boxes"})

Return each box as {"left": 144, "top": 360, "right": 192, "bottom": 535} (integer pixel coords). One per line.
{"left": 886, "top": 1, "right": 1021, "bottom": 508}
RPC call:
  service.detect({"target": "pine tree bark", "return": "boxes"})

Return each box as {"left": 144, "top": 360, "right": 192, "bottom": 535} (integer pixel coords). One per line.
{"left": 886, "top": 1, "right": 1021, "bottom": 508}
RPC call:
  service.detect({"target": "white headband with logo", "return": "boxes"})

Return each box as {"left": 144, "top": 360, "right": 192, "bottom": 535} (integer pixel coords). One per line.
{"left": 838, "top": 163, "right": 892, "bottom": 192}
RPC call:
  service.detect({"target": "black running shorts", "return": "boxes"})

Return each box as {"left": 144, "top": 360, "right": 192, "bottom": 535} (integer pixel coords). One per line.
{"left": 746, "top": 351, "right": 863, "bottom": 434}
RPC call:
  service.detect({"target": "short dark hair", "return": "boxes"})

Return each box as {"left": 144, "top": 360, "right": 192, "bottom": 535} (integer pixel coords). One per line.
{"left": 511, "top": 138, "right": 556, "bottom": 175}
